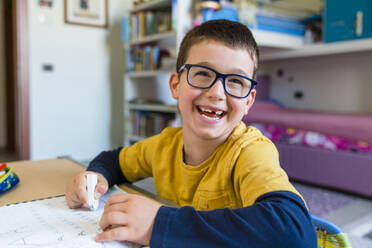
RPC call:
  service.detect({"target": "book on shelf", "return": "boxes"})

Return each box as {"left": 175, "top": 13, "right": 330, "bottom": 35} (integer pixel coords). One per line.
{"left": 126, "top": 45, "right": 135, "bottom": 72}
{"left": 128, "top": 45, "right": 160, "bottom": 72}
{"left": 130, "top": 8, "right": 172, "bottom": 41}
{"left": 138, "top": 11, "right": 146, "bottom": 39}
{"left": 130, "top": 110, "right": 177, "bottom": 138}
{"left": 171, "top": 0, "right": 178, "bottom": 31}
{"left": 121, "top": 18, "right": 128, "bottom": 42}
{"left": 126, "top": 45, "right": 178, "bottom": 73}
{"left": 238, "top": 0, "right": 314, "bottom": 37}
{"left": 254, "top": 14, "right": 306, "bottom": 36}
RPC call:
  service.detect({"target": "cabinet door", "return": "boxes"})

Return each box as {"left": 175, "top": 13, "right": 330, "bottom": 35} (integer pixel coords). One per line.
{"left": 324, "top": 0, "right": 372, "bottom": 42}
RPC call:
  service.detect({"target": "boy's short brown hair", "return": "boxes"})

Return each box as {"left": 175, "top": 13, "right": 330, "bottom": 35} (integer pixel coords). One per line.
{"left": 177, "top": 19, "right": 259, "bottom": 78}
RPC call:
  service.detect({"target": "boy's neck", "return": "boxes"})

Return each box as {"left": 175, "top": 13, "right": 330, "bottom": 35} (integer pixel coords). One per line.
{"left": 182, "top": 133, "right": 229, "bottom": 166}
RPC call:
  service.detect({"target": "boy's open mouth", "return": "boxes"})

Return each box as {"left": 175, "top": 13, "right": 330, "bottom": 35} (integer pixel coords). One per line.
{"left": 197, "top": 106, "right": 226, "bottom": 120}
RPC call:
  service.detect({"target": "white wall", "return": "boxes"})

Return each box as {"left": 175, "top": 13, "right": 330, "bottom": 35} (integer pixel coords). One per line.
{"left": 0, "top": 0, "right": 6, "bottom": 149}
{"left": 261, "top": 51, "right": 372, "bottom": 113}
{"left": 29, "top": 0, "right": 132, "bottom": 160}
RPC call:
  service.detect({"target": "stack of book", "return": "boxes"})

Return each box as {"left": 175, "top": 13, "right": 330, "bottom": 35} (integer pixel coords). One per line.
{"left": 130, "top": 8, "right": 172, "bottom": 41}
{"left": 127, "top": 45, "right": 160, "bottom": 72}
{"left": 130, "top": 110, "right": 176, "bottom": 138}
{"left": 254, "top": 14, "right": 305, "bottom": 36}
{"left": 239, "top": 0, "right": 312, "bottom": 37}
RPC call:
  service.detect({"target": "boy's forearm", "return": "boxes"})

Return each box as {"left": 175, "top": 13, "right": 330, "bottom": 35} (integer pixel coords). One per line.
{"left": 150, "top": 191, "right": 317, "bottom": 248}
{"left": 87, "top": 147, "right": 129, "bottom": 187}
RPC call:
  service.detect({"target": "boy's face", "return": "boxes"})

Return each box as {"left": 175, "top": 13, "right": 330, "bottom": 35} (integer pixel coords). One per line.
{"left": 169, "top": 40, "right": 256, "bottom": 142}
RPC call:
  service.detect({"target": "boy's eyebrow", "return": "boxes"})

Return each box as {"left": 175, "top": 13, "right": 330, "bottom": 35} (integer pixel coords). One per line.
{"left": 195, "top": 61, "right": 250, "bottom": 76}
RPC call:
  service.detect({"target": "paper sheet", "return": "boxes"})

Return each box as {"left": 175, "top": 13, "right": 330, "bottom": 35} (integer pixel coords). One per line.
{"left": 0, "top": 186, "right": 140, "bottom": 248}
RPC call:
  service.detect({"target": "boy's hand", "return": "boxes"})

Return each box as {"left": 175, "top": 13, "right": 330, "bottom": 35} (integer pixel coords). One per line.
{"left": 65, "top": 171, "right": 108, "bottom": 209}
{"left": 95, "top": 194, "right": 162, "bottom": 245}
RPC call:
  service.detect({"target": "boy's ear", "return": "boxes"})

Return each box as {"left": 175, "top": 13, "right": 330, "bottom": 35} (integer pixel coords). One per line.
{"left": 244, "top": 89, "right": 256, "bottom": 115}
{"left": 169, "top": 72, "right": 180, "bottom": 100}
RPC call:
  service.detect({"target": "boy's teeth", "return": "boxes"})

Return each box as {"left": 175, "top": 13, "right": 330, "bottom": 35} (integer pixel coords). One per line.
{"left": 199, "top": 107, "right": 223, "bottom": 116}
{"left": 202, "top": 114, "right": 220, "bottom": 120}
{"left": 200, "top": 107, "right": 212, "bottom": 113}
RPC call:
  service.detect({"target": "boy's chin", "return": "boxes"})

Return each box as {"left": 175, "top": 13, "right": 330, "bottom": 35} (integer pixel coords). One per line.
{"left": 192, "top": 128, "right": 231, "bottom": 141}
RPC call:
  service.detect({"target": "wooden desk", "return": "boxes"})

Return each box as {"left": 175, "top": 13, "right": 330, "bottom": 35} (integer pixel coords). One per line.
{"left": 0, "top": 158, "right": 177, "bottom": 207}
{"left": 1, "top": 159, "right": 85, "bottom": 206}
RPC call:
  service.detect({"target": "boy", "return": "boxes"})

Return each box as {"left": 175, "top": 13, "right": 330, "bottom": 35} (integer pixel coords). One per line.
{"left": 65, "top": 19, "right": 317, "bottom": 247}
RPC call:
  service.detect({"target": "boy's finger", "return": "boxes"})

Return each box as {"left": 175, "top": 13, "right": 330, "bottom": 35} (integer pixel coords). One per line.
{"left": 104, "top": 202, "right": 127, "bottom": 212}
{"left": 95, "top": 226, "right": 131, "bottom": 242}
{"left": 76, "top": 180, "right": 88, "bottom": 205}
{"left": 99, "top": 211, "right": 128, "bottom": 231}
{"left": 65, "top": 194, "right": 83, "bottom": 209}
{"left": 105, "top": 194, "right": 131, "bottom": 207}
{"left": 95, "top": 183, "right": 108, "bottom": 199}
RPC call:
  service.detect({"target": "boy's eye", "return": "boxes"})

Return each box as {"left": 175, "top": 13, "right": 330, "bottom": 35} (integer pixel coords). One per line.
{"left": 227, "top": 78, "right": 244, "bottom": 87}
{"left": 193, "top": 70, "right": 212, "bottom": 78}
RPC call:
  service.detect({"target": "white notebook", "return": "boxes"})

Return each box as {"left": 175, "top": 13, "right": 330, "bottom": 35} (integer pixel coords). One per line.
{"left": 0, "top": 186, "right": 141, "bottom": 248}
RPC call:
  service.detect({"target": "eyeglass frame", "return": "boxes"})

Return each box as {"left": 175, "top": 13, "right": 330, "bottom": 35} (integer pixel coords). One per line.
{"left": 177, "top": 64, "right": 258, "bottom": 99}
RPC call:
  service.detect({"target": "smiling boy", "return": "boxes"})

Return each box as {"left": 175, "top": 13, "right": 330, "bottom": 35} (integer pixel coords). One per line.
{"left": 66, "top": 19, "right": 317, "bottom": 247}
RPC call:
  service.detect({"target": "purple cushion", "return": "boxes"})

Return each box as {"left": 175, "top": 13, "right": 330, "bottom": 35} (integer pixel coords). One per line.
{"left": 244, "top": 102, "right": 372, "bottom": 144}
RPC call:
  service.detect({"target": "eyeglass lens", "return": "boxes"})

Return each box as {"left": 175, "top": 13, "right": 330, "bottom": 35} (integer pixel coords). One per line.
{"left": 188, "top": 66, "right": 252, "bottom": 98}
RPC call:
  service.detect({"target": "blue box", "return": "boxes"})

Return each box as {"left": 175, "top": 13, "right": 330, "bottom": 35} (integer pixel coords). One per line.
{"left": 324, "top": 0, "right": 372, "bottom": 43}
{"left": 121, "top": 18, "right": 128, "bottom": 42}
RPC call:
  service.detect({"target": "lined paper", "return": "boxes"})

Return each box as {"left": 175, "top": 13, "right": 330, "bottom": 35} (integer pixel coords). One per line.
{"left": 0, "top": 187, "right": 140, "bottom": 248}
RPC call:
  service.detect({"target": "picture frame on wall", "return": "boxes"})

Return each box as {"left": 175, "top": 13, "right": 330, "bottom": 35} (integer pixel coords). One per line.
{"left": 64, "top": 0, "right": 108, "bottom": 28}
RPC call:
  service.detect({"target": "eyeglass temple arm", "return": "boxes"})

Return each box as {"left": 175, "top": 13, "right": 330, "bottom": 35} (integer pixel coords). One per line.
{"left": 177, "top": 65, "right": 186, "bottom": 73}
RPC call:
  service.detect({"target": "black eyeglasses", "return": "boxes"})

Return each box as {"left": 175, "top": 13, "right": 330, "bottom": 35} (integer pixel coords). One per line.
{"left": 177, "top": 64, "right": 257, "bottom": 98}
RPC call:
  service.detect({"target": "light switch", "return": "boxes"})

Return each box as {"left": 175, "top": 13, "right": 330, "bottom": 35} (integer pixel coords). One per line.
{"left": 42, "top": 64, "right": 54, "bottom": 72}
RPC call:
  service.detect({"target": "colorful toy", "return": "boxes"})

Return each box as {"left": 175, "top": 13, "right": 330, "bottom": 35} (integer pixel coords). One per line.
{"left": 0, "top": 163, "right": 20, "bottom": 195}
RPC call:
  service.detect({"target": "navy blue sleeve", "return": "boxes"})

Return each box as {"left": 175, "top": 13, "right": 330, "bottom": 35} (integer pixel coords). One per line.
{"left": 150, "top": 191, "right": 317, "bottom": 248}
{"left": 87, "top": 147, "right": 130, "bottom": 187}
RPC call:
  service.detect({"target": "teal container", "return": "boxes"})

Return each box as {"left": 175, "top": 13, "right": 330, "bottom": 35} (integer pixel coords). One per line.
{"left": 324, "top": 0, "right": 372, "bottom": 42}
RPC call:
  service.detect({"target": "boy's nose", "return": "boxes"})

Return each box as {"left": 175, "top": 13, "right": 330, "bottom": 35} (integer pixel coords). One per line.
{"left": 204, "top": 78, "right": 226, "bottom": 100}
